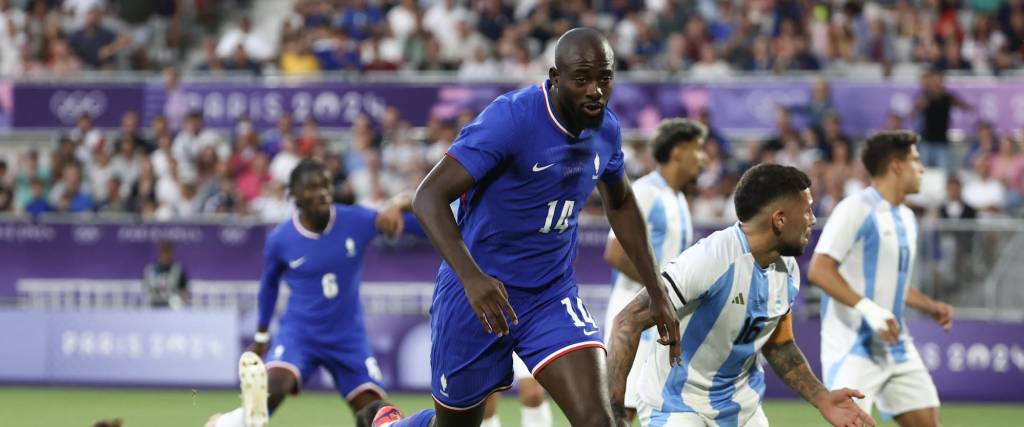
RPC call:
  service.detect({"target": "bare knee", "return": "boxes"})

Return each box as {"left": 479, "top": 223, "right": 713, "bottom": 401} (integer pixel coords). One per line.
{"left": 517, "top": 379, "right": 545, "bottom": 407}
{"left": 267, "top": 370, "right": 297, "bottom": 410}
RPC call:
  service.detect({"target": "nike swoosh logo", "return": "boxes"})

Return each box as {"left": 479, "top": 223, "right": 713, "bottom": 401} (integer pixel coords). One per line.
{"left": 288, "top": 257, "right": 306, "bottom": 268}
{"left": 583, "top": 329, "right": 599, "bottom": 336}
{"left": 533, "top": 163, "right": 555, "bottom": 172}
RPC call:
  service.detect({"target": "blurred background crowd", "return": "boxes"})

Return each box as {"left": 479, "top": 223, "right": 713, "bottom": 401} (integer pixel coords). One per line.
{"left": 0, "top": 0, "right": 1021, "bottom": 225}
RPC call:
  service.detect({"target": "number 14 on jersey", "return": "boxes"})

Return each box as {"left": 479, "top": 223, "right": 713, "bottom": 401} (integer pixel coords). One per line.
{"left": 539, "top": 200, "right": 575, "bottom": 234}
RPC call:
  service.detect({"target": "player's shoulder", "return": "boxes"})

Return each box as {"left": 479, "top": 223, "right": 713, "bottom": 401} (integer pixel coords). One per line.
{"left": 779, "top": 256, "right": 801, "bottom": 279}
{"left": 831, "top": 189, "right": 878, "bottom": 220}
{"left": 597, "top": 107, "right": 621, "bottom": 139}
{"left": 672, "top": 226, "right": 743, "bottom": 274}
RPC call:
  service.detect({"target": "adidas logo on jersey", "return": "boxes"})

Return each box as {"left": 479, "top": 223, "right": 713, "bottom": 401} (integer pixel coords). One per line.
{"left": 732, "top": 293, "right": 746, "bottom": 305}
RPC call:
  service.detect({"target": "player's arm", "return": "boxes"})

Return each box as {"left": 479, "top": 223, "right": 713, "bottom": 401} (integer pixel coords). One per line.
{"left": 412, "top": 156, "right": 517, "bottom": 335}
{"left": 905, "top": 287, "right": 953, "bottom": 330}
{"left": 607, "top": 288, "right": 658, "bottom": 421}
{"left": 761, "top": 313, "right": 876, "bottom": 427}
{"left": 375, "top": 192, "right": 418, "bottom": 237}
{"left": 252, "top": 240, "right": 287, "bottom": 357}
{"left": 604, "top": 236, "right": 642, "bottom": 282}
{"left": 598, "top": 176, "right": 679, "bottom": 348}
{"left": 808, "top": 254, "right": 899, "bottom": 343}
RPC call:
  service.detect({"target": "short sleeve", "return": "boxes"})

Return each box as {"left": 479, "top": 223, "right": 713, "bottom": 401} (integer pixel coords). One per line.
{"left": 446, "top": 99, "right": 519, "bottom": 182}
{"left": 659, "top": 245, "right": 729, "bottom": 314}
{"left": 814, "top": 199, "right": 867, "bottom": 262}
{"left": 349, "top": 205, "right": 381, "bottom": 243}
{"left": 600, "top": 128, "right": 625, "bottom": 184}
{"left": 607, "top": 182, "right": 658, "bottom": 241}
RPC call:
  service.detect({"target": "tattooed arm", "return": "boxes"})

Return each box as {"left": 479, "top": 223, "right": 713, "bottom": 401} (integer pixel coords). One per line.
{"left": 607, "top": 288, "right": 656, "bottom": 422}
{"left": 761, "top": 313, "right": 876, "bottom": 427}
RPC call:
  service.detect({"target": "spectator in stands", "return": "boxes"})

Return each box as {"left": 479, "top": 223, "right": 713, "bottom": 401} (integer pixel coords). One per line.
{"left": 128, "top": 159, "right": 157, "bottom": 215}
{"left": 116, "top": 111, "right": 150, "bottom": 153}
{"left": 236, "top": 152, "right": 271, "bottom": 202}
{"left": 95, "top": 175, "right": 128, "bottom": 213}
{"left": 224, "top": 44, "right": 262, "bottom": 75}
{"left": 279, "top": 37, "right": 319, "bottom": 75}
{"left": 249, "top": 181, "right": 291, "bottom": 222}
{"left": 162, "top": 68, "right": 187, "bottom": 132}
{"left": 914, "top": 68, "right": 972, "bottom": 170}
{"left": 172, "top": 111, "right": 225, "bottom": 166}
{"left": 202, "top": 173, "right": 244, "bottom": 215}
{"left": 0, "top": 159, "right": 11, "bottom": 212}
{"left": 260, "top": 112, "right": 294, "bottom": 157}
{"left": 13, "top": 149, "right": 49, "bottom": 212}
{"left": 67, "top": 7, "right": 127, "bottom": 69}
{"left": 216, "top": 16, "right": 272, "bottom": 62}
{"left": 195, "top": 35, "right": 224, "bottom": 72}
{"left": 962, "top": 155, "right": 1006, "bottom": 216}
{"left": 24, "top": 177, "right": 51, "bottom": 217}
{"left": 964, "top": 121, "right": 998, "bottom": 169}
{"left": 87, "top": 148, "right": 116, "bottom": 200}
{"left": 142, "top": 240, "right": 189, "bottom": 309}
{"left": 49, "top": 162, "right": 92, "bottom": 213}
{"left": 310, "top": 27, "right": 361, "bottom": 71}
{"left": 940, "top": 176, "right": 977, "bottom": 220}
{"left": 988, "top": 135, "right": 1024, "bottom": 212}
{"left": 68, "top": 113, "right": 104, "bottom": 163}
{"left": 337, "top": 0, "right": 384, "bottom": 42}
{"left": 110, "top": 137, "right": 143, "bottom": 197}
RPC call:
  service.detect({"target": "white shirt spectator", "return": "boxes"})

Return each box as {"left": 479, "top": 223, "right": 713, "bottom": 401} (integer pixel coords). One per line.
{"left": 269, "top": 148, "right": 300, "bottom": 185}
{"left": 216, "top": 25, "right": 274, "bottom": 61}
{"left": 171, "top": 129, "right": 226, "bottom": 164}
{"left": 423, "top": 0, "right": 468, "bottom": 60}
{"left": 63, "top": 0, "right": 105, "bottom": 27}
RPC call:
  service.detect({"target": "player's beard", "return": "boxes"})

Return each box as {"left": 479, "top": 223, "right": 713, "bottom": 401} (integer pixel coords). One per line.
{"left": 777, "top": 241, "right": 805, "bottom": 257}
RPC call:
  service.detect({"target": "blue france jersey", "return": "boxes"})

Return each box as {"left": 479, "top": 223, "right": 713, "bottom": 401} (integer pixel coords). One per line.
{"left": 442, "top": 80, "right": 625, "bottom": 289}
{"left": 257, "top": 204, "right": 380, "bottom": 340}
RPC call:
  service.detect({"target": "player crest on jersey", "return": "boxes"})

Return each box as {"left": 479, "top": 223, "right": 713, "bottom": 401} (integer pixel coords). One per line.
{"left": 345, "top": 238, "right": 356, "bottom": 257}
{"left": 592, "top": 153, "right": 600, "bottom": 179}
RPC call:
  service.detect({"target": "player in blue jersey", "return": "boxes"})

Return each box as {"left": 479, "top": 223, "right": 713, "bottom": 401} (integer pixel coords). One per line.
{"left": 365, "top": 27, "right": 680, "bottom": 427}
{"left": 206, "top": 159, "right": 418, "bottom": 427}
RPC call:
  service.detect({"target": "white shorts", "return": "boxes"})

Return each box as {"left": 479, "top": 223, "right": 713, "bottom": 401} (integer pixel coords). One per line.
{"left": 636, "top": 405, "right": 769, "bottom": 427}
{"left": 823, "top": 343, "right": 940, "bottom": 417}
{"left": 512, "top": 352, "right": 532, "bottom": 381}
{"left": 604, "top": 283, "right": 654, "bottom": 409}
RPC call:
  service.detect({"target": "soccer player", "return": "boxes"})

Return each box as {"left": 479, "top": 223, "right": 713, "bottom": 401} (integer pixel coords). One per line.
{"left": 603, "top": 117, "right": 706, "bottom": 421}
{"left": 809, "top": 131, "right": 954, "bottom": 427}
{"left": 608, "top": 164, "right": 876, "bottom": 427}
{"left": 479, "top": 354, "right": 552, "bottom": 427}
{"left": 205, "top": 159, "right": 417, "bottom": 427}
{"left": 369, "top": 27, "right": 680, "bottom": 427}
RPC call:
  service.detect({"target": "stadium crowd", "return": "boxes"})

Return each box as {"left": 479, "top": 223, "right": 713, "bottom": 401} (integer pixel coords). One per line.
{"left": 1, "top": 0, "right": 1022, "bottom": 76}
{"left": 0, "top": 83, "right": 1021, "bottom": 223}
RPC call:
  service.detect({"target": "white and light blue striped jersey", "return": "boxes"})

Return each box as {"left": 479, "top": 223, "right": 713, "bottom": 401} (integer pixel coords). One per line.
{"left": 637, "top": 223, "right": 800, "bottom": 426}
{"left": 608, "top": 170, "right": 694, "bottom": 295}
{"left": 814, "top": 187, "right": 918, "bottom": 381}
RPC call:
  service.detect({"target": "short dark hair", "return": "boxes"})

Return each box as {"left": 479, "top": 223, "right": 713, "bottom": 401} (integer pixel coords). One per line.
{"left": 861, "top": 131, "right": 918, "bottom": 177}
{"left": 733, "top": 164, "right": 812, "bottom": 222}
{"left": 289, "top": 159, "right": 327, "bottom": 195}
{"left": 651, "top": 118, "right": 707, "bottom": 163}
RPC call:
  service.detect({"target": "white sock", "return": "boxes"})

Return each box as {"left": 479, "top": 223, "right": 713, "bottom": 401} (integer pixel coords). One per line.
{"left": 214, "top": 408, "right": 245, "bottom": 427}
{"left": 481, "top": 415, "right": 502, "bottom": 427}
{"left": 521, "top": 401, "right": 552, "bottom": 427}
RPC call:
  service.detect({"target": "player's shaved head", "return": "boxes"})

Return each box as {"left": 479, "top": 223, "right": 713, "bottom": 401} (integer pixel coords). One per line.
{"left": 549, "top": 28, "right": 616, "bottom": 135}
{"left": 553, "top": 27, "right": 613, "bottom": 71}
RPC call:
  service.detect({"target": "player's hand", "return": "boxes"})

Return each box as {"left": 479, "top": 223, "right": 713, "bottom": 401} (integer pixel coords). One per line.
{"left": 649, "top": 293, "right": 681, "bottom": 365}
{"left": 375, "top": 206, "right": 405, "bottom": 237}
{"left": 246, "top": 341, "right": 268, "bottom": 359}
{"left": 462, "top": 273, "right": 518, "bottom": 336}
{"left": 930, "top": 301, "right": 954, "bottom": 331}
{"left": 854, "top": 298, "right": 900, "bottom": 344}
{"left": 815, "top": 388, "right": 875, "bottom": 427}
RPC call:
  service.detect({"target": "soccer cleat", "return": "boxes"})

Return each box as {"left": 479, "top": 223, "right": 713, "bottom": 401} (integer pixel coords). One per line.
{"left": 238, "top": 351, "right": 269, "bottom": 427}
{"left": 370, "top": 405, "right": 403, "bottom": 427}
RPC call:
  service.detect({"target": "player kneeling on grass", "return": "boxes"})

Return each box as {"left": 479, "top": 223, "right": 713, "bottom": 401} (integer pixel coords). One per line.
{"left": 205, "top": 159, "right": 419, "bottom": 427}
{"left": 607, "top": 164, "right": 876, "bottom": 427}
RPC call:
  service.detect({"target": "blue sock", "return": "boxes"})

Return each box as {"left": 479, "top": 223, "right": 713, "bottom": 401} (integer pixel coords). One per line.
{"left": 389, "top": 409, "right": 435, "bottom": 427}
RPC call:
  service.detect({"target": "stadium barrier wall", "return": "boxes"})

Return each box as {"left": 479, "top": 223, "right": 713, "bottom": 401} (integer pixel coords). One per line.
{"left": 1, "top": 219, "right": 1023, "bottom": 401}
{"left": 5, "top": 78, "right": 1024, "bottom": 136}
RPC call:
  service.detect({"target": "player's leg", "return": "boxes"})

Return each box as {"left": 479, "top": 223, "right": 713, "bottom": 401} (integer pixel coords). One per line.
{"left": 512, "top": 353, "right": 551, "bottom": 427}
{"left": 321, "top": 343, "right": 387, "bottom": 416}
{"left": 481, "top": 393, "right": 502, "bottom": 427}
{"left": 878, "top": 345, "right": 940, "bottom": 427}
{"left": 532, "top": 347, "right": 614, "bottom": 426}
{"left": 207, "top": 351, "right": 294, "bottom": 427}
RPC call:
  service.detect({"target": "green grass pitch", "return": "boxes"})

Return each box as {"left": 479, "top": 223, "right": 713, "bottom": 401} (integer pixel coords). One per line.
{"left": 1, "top": 387, "right": 1020, "bottom": 426}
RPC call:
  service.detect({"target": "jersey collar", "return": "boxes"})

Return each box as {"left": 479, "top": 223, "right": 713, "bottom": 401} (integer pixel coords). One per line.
{"left": 541, "top": 80, "right": 588, "bottom": 139}
{"left": 293, "top": 204, "right": 336, "bottom": 240}
{"left": 733, "top": 222, "right": 751, "bottom": 254}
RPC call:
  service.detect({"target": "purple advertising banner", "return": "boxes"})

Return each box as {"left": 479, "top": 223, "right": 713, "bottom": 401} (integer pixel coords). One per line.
{"left": 0, "top": 309, "right": 239, "bottom": 386}
{"left": 12, "top": 83, "right": 146, "bottom": 128}
{"left": 10, "top": 79, "right": 1024, "bottom": 136}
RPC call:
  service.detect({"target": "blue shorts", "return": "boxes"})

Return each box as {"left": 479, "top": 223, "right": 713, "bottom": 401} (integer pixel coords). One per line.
{"left": 430, "top": 273, "right": 605, "bottom": 409}
{"left": 265, "top": 326, "right": 386, "bottom": 402}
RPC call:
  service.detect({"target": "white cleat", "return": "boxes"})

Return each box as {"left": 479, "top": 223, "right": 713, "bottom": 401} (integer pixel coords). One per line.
{"left": 238, "top": 351, "right": 269, "bottom": 427}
